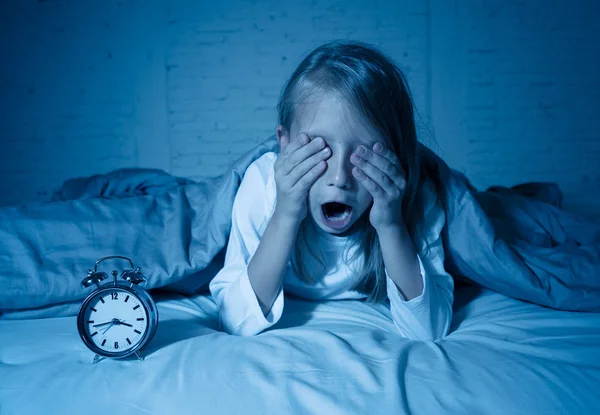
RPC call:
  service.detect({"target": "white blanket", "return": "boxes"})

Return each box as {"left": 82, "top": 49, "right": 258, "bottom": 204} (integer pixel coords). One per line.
{"left": 1, "top": 285, "right": 599, "bottom": 414}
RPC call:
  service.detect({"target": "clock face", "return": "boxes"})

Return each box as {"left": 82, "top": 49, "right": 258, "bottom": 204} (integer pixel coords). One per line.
{"left": 81, "top": 288, "right": 149, "bottom": 356}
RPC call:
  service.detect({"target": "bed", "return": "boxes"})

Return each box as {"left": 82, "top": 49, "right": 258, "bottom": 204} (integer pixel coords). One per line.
{"left": 1, "top": 284, "right": 599, "bottom": 414}
{"left": 1, "top": 136, "right": 600, "bottom": 414}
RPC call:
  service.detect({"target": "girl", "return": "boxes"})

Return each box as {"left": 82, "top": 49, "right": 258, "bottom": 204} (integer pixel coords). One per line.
{"left": 209, "top": 40, "right": 453, "bottom": 339}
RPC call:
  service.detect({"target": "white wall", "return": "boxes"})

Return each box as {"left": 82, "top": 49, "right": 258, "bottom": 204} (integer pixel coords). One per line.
{"left": 1, "top": 0, "right": 599, "bottom": 220}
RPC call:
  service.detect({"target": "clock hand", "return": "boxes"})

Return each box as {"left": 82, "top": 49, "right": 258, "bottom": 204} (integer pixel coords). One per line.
{"left": 101, "top": 318, "right": 120, "bottom": 334}
{"left": 101, "top": 323, "right": 115, "bottom": 335}
{"left": 116, "top": 321, "right": 133, "bottom": 328}
{"left": 93, "top": 321, "right": 114, "bottom": 328}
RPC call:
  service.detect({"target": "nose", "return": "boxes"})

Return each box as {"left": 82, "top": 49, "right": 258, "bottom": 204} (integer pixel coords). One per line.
{"left": 325, "top": 151, "right": 352, "bottom": 190}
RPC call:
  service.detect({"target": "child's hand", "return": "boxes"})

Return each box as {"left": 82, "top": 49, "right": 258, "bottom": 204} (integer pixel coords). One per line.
{"left": 350, "top": 142, "right": 406, "bottom": 231}
{"left": 274, "top": 133, "right": 331, "bottom": 223}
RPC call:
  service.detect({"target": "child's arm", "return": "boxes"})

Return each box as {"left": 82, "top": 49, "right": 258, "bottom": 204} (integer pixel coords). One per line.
{"left": 378, "top": 224, "right": 423, "bottom": 300}
{"left": 209, "top": 157, "right": 282, "bottom": 336}
{"left": 247, "top": 210, "right": 301, "bottom": 315}
{"left": 381, "top": 220, "right": 454, "bottom": 341}
{"left": 249, "top": 133, "right": 330, "bottom": 315}
{"left": 349, "top": 143, "right": 453, "bottom": 340}
{"left": 210, "top": 133, "right": 330, "bottom": 336}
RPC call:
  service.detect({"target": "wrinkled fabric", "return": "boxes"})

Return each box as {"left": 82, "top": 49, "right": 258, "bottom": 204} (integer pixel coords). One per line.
{"left": 50, "top": 167, "right": 195, "bottom": 202}
{"left": 419, "top": 145, "right": 600, "bottom": 311}
{"left": 2, "top": 287, "right": 600, "bottom": 414}
{"left": 0, "top": 139, "right": 278, "bottom": 312}
{"left": 1, "top": 135, "right": 599, "bottom": 314}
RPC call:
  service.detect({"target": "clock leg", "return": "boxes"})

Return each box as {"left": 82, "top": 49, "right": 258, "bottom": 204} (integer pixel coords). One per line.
{"left": 135, "top": 351, "right": 145, "bottom": 361}
{"left": 93, "top": 354, "right": 104, "bottom": 364}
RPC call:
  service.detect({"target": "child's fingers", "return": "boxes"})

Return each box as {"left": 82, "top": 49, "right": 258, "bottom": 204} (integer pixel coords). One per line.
{"left": 352, "top": 167, "right": 384, "bottom": 198}
{"left": 288, "top": 136, "right": 326, "bottom": 167}
{"left": 293, "top": 159, "right": 328, "bottom": 192}
{"left": 362, "top": 146, "right": 402, "bottom": 180}
{"left": 356, "top": 145, "right": 404, "bottom": 186}
{"left": 277, "top": 132, "right": 308, "bottom": 162}
{"left": 278, "top": 134, "right": 325, "bottom": 176}
{"left": 277, "top": 133, "right": 308, "bottom": 172}
{"left": 283, "top": 133, "right": 309, "bottom": 155}
{"left": 288, "top": 146, "right": 330, "bottom": 187}
{"left": 350, "top": 153, "right": 397, "bottom": 195}
{"left": 372, "top": 143, "right": 406, "bottom": 177}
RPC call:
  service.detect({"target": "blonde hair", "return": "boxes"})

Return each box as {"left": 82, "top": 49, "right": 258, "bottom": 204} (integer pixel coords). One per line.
{"left": 277, "top": 40, "right": 434, "bottom": 303}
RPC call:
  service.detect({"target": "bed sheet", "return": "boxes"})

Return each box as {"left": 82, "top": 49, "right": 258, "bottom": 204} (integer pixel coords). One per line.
{"left": 1, "top": 285, "right": 599, "bottom": 415}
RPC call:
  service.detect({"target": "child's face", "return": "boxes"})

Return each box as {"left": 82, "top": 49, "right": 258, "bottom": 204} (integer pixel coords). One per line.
{"left": 280, "top": 92, "right": 381, "bottom": 236}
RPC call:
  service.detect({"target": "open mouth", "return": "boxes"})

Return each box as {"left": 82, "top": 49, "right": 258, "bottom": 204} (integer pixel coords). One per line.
{"left": 321, "top": 202, "right": 353, "bottom": 229}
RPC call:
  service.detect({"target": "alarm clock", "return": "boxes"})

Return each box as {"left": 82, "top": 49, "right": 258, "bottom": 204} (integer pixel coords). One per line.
{"left": 77, "top": 256, "right": 159, "bottom": 364}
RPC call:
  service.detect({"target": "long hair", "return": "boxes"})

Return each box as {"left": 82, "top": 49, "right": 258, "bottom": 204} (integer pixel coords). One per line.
{"left": 277, "top": 40, "right": 432, "bottom": 303}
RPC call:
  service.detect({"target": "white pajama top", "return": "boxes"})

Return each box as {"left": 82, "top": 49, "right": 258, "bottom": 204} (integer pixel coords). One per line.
{"left": 209, "top": 152, "right": 454, "bottom": 339}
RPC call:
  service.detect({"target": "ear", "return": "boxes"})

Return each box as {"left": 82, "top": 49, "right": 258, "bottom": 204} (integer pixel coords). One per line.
{"left": 276, "top": 125, "right": 290, "bottom": 152}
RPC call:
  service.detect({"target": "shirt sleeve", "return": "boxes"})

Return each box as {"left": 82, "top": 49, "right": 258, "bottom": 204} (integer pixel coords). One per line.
{"left": 385, "top": 182, "right": 454, "bottom": 341}
{"left": 209, "top": 154, "right": 284, "bottom": 336}
{"left": 385, "top": 245, "right": 454, "bottom": 341}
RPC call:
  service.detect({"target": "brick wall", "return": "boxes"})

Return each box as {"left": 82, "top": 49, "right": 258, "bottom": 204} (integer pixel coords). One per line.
{"left": 165, "top": 0, "right": 429, "bottom": 179}
{"left": 0, "top": 1, "right": 169, "bottom": 204}
{"left": 1, "top": 0, "right": 598, "bottom": 220}
{"left": 449, "top": 0, "right": 600, "bottom": 219}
